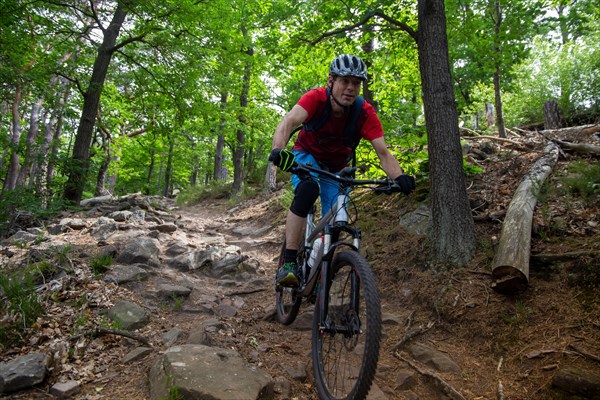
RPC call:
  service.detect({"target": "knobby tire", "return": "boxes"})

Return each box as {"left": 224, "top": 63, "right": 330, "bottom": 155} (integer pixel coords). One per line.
{"left": 311, "top": 250, "right": 382, "bottom": 400}
{"left": 275, "top": 238, "right": 302, "bottom": 325}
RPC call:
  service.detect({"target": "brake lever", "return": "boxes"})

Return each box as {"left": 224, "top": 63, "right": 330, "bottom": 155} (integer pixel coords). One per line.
{"left": 373, "top": 181, "right": 399, "bottom": 195}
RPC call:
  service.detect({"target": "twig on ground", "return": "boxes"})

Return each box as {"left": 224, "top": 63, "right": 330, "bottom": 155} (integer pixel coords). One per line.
{"left": 69, "top": 327, "right": 151, "bottom": 346}
{"left": 497, "top": 381, "right": 505, "bottom": 400}
{"left": 395, "top": 353, "right": 466, "bottom": 400}
{"left": 225, "top": 288, "right": 266, "bottom": 296}
{"left": 391, "top": 321, "right": 435, "bottom": 352}
{"left": 568, "top": 343, "right": 600, "bottom": 364}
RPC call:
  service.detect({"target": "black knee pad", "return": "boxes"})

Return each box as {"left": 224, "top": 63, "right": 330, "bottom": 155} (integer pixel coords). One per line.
{"left": 290, "top": 178, "right": 319, "bottom": 218}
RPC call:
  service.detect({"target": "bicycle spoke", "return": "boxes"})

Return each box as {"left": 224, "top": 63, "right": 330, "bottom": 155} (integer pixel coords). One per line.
{"left": 312, "top": 251, "right": 381, "bottom": 400}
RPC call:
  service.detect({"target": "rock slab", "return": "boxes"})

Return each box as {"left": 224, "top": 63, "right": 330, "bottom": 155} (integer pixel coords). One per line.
{"left": 149, "top": 344, "right": 273, "bottom": 400}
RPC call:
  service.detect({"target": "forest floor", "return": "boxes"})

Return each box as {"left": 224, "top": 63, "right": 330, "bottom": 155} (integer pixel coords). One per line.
{"left": 1, "top": 126, "right": 599, "bottom": 399}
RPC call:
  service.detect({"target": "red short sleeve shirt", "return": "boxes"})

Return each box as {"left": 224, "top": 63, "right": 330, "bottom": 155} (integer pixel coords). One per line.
{"left": 292, "top": 87, "right": 384, "bottom": 170}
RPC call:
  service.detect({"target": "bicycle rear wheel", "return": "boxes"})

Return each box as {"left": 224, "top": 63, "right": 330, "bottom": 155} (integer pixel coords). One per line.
{"left": 311, "top": 250, "right": 381, "bottom": 400}
{"left": 275, "top": 238, "right": 302, "bottom": 325}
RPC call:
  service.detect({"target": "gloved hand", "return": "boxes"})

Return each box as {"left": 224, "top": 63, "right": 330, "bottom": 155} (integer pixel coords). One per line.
{"left": 269, "top": 148, "right": 295, "bottom": 172}
{"left": 393, "top": 174, "right": 416, "bottom": 195}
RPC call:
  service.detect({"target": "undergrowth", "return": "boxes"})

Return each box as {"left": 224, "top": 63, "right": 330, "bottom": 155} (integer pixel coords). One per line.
{"left": 0, "top": 269, "right": 44, "bottom": 347}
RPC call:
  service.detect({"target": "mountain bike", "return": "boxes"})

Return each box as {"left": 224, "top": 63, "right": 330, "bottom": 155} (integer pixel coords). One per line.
{"left": 274, "top": 162, "right": 401, "bottom": 400}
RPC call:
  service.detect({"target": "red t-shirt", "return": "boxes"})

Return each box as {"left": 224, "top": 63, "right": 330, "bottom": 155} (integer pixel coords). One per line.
{"left": 292, "top": 87, "right": 384, "bottom": 170}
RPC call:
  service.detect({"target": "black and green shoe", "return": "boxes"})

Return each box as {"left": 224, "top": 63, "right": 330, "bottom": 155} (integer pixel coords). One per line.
{"left": 276, "top": 262, "right": 299, "bottom": 287}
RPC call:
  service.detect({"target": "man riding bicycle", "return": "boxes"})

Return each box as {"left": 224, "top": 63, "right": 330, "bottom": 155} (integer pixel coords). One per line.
{"left": 269, "top": 54, "right": 415, "bottom": 287}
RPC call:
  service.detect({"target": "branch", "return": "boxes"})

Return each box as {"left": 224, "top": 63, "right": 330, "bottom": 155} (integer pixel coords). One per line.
{"left": 395, "top": 353, "right": 466, "bottom": 400}
{"left": 305, "top": 10, "right": 417, "bottom": 46}
{"left": 88, "top": 0, "right": 105, "bottom": 32}
{"left": 568, "top": 343, "right": 600, "bottom": 364}
{"left": 462, "top": 135, "right": 524, "bottom": 147}
{"left": 112, "top": 33, "right": 150, "bottom": 52}
{"left": 69, "top": 327, "right": 151, "bottom": 346}
{"left": 55, "top": 72, "right": 85, "bottom": 96}
{"left": 127, "top": 128, "right": 147, "bottom": 138}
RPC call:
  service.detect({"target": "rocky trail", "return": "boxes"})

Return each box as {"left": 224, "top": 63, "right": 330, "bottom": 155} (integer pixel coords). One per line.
{"left": 1, "top": 126, "right": 600, "bottom": 399}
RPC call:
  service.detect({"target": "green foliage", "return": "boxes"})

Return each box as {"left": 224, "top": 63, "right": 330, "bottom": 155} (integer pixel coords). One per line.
{"left": 2, "top": 0, "right": 599, "bottom": 218}
{"left": 561, "top": 160, "right": 600, "bottom": 202}
{"left": 463, "top": 158, "right": 484, "bottom": 176}
{"left": 176, "top": 180, "right": 233, "bottom": 206}
{"left": 90, "top": 254, "right": 113, "bottom": 277}
{"left": 170, "top": 295, "right": 185, "bottom": 312}
{"left": 500, "top": 300, "right": 528, "bottom": 327}
{"left": 0, "top": 269, "right": 44, "bottom": 346}
{"left": 0, "top": 188, "right": 65, "bottom": 237}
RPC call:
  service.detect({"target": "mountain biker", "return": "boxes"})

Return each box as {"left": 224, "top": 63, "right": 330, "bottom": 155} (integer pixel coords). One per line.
{"left": 269, "top": 54, "right": 415, "bottom": 287}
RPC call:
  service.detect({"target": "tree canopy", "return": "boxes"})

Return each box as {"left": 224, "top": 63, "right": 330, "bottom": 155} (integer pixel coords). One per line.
{"left": 1, "top": 0, "right": 598, "bottom": 265}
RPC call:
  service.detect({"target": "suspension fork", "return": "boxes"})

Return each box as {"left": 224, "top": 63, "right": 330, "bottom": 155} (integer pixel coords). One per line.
{"left": 317, "top": 226, "right": 363, "bottom": 335}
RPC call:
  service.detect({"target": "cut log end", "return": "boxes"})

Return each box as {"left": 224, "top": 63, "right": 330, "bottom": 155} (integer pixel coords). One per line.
{"left": 491, "top": 265, "right": 528, "bottom": 294}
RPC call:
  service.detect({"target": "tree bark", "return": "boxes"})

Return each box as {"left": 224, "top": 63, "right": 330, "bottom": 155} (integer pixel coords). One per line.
{"left": 492, "top": 0, "right": 507, "bottom": 139}
{"left": 163, "top": 138, "right": 174, "bottom": 197}
{"left": 543, "top": 100, "right": 561, "bottom": 129}
{"left": 64, "top": 2, "right": 127, "bottom": 204}
{"left": 16, "top": 99, "right": 43, "bottom": 188}
{"left": 492, "top": 142, "right": 560, "bottom": 293}
{"left": 418, "top": 0, "right": 475, "bottom": 265}
{"left": 232, "top": 27, "right": 252, "bottom": 194}
{"left": 2, "top": 85, "right": 24, "bottom": 195}
{"left": 214, "top": 91, "right": 228, "bottom": 181}
{"left": 94, "top": 132, "right": 111, "bottom": 197}
{"left": 554, "top": 139, "right": 600, "bottom": 154}
{"left": 265, "top": 163, "right": 277, "bottom": 193}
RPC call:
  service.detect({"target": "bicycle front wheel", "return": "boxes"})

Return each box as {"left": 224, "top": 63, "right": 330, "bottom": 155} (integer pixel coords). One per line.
{"left": 311, "top": 250, "right": 382, "bottom": 400}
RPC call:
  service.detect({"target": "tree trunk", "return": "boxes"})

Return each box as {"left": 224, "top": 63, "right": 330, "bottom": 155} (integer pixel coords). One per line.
{"left": 214, "top": 91, "right": 228, "bottom": 181}
{"left": 485, "top": 103, "right": 494, "bottom": 128}
{"left": 95, "top": 133, "right": 110, "bottom": 197}
{"left": 361, "top": 25, "right": 378, "bottom": 112}
{"left": 190, "top": 153, "right": 199, "bottom": 186}
{"left": 543, "top": 100, "right": 561, "bottom": 129}
{"left": 163, "top": 138, "right": 174, "bottom": 197}
{"left": 493, "top": 66, "right": 507, "bottom": 138}
{"left": 265, "top": 163, "right": 277, "bottom": 193}
{"left": 417, "top": 0, "right": 475, "bottom": 265}
{"left": 492, "top": 0, "right": 506, "bottom": 139}
{"left": 64, "top": 2, "right": 127, "bottom": 204}
{"left": 147, "top": 150, "right": 155, "bottom": 186}
{"left": 16, "top": 99, "right": 43, "bottom": 188}
{"left": 554, "top": 139, "right": 600, "bottom": 154}
{"left": 232, "top": 27, "right": 252, "bottom": 194}
{"left": 36, "top": 77, "right": 70, "bottom": 208}
{"left": 2, "top": 85, "right": 23, "bottom": 195}
{"left": 492, "top": 142, "right": 560, "bottom": 293}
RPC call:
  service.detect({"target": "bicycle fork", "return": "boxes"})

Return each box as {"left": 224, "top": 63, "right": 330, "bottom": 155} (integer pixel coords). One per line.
{"left": 316, "top": 228, "right": 363, "bottom": 337}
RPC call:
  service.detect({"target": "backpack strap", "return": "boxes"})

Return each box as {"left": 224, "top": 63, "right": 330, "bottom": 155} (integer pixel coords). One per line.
{"left": 290, "top": 88, "right": 365, "bottom": 165}
{"left": 303, "top": 87, "right": 333, "bottom": 133}
{"left": 343, "top": 95, "right": 364, "bottom": 149}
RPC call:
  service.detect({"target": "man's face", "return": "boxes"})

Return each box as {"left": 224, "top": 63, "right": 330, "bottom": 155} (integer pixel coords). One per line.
{"left": 328, "top": 75, "right": 362, "bottom": 107}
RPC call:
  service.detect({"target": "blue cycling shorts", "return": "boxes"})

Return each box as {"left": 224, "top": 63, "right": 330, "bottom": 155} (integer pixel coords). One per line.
{"left": 291, "top": 151, "right": 347, "bottom": 217}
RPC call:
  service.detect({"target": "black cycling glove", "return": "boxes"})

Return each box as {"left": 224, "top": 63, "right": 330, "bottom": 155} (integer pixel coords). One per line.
{"left": 393, "top": 174, "right": 416, "bottom": 195}
{"left": 269, "top": 148, "right": 295, "bottom": 172}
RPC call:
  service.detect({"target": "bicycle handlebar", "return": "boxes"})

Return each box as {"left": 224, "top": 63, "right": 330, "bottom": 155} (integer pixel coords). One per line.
{"left": 290, "top": 162, "right": 401, "bottom": 195}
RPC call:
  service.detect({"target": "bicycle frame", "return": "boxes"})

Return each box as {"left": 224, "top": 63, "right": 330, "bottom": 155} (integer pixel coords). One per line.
{"left": 275, "top": 162, "right": 395, "bottom": 399}
{"left": 293, "top": 164, "right": 391, "bottom": 333}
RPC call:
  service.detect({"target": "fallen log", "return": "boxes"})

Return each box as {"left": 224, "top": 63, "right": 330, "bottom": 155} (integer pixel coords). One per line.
{"left": 531, "top": 250, "right": 600, "bottom": 265}
{"left": 538, "top": 124, "right": 600, "bottom": 141}
{"left": 491, "top": 142, "right": 560, "bottom": 293}
{"left": 554, "top": 139, "right": 600, "bottom": 155}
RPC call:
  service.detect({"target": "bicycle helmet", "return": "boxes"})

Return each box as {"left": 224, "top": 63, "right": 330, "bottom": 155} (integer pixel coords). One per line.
{"left": 329, "top": 54, "right": 368, "bottom": 81}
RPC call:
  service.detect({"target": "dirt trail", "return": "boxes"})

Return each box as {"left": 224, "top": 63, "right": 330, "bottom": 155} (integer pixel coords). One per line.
{"left": 3, "top": 134, "right": 600, "bottom": 400}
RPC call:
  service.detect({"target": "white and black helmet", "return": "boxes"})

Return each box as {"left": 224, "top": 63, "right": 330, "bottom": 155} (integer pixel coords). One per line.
{"left": 329, "top": 54, "right": 368, "bottom": 81}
